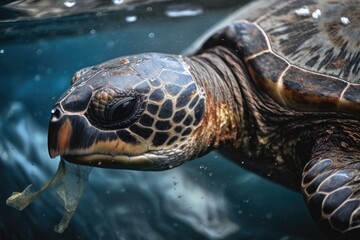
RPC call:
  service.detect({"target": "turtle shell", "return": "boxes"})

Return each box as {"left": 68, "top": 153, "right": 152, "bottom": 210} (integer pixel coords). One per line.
{"left": 202, "top": 0, "right": 360, "bottom": 114}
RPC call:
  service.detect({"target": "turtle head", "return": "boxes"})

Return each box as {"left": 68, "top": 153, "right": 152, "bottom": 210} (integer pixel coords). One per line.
{"left": 48, "top": 53, "right": 206, "bottom": 170}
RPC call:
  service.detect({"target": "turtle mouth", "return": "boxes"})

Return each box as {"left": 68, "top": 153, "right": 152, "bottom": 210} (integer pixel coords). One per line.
{"left": 48, "top": 112, "right": 154, "bottom": 169}
{"left": 61, "top": 152, "right": 155, "bottom": 169}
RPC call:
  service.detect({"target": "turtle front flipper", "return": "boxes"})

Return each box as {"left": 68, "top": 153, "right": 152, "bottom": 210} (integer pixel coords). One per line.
{"left": 301, "top": 128, "right": 360, "bottom": 239}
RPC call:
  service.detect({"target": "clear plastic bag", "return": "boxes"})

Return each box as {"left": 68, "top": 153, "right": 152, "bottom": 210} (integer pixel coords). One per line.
{"left": 6, "top": 158, "right": 92, "bottom": 233}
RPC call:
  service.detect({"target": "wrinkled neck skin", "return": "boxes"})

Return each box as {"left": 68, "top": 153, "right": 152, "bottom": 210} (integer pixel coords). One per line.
{"left": 186, "top": 46, "right": 245, "bottom": 152}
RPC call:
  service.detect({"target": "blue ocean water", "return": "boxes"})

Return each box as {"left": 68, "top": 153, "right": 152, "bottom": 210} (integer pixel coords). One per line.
{"left": 0, "top": 1, "right": 326, "bottom": 239}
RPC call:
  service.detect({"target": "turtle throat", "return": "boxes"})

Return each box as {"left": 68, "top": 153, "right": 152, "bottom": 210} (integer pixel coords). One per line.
{"left": 187, "top": 46, "right": 246, "bottom": 151}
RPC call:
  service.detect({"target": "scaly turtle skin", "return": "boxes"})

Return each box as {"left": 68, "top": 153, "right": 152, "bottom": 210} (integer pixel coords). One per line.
{"left": 46, "top": 0, "right": 360, "bottom": 238}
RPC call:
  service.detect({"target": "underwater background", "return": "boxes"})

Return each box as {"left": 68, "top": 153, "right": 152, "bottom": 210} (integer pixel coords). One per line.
{"left": 0, "top": 0, "right": 326, "bottom": 239}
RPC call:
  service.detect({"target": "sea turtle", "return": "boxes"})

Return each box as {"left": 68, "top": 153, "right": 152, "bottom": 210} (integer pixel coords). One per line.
{"left": 6, "top": 0, "right": 360, "bottom": 239}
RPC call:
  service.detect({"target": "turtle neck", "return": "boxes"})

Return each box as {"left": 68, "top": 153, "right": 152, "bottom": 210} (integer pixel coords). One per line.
{"left": 186, "top": 46, "right": 247, "bottom": 152}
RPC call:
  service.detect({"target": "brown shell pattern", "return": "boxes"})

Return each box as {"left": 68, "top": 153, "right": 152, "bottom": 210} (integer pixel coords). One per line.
{"left": 232, "top": 0, "right": 360, "bottom": 113}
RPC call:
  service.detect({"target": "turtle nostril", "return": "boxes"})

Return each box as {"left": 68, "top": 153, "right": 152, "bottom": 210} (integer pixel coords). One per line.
{"left": 51, "top": 107, "right": 62, "bottom": 122}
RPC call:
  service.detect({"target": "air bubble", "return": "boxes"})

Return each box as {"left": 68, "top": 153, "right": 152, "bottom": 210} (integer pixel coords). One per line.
{"left": 107, "top": 40, "right": 115, "bottom": 48}
{"left": 340, "top": 17, "right": 350, "bottom": 25}
{"left": 312, "top": 9, "right": 321, "bottom": 19}
{"left": 294, "top": 6, "right": 310, "bottom": 17}
{"left": 64, "top": 0, "right": 76, "bottom": 8}
{"left": 125, "top": 16, "right": 137, "bottom": 22}
{"left": 34, "top": 74, "right": 41, "bottom": 82}
{"left": 112, "top": 0, "right": 124, "bottom": 5}
{"left": 165, "top": 7, "right": 203, "bottom": 18}
{"left": 265, "top": 212, "right": 273, "bottom": 219}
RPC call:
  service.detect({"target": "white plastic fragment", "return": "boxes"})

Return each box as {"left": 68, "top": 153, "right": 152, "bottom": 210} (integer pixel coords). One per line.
{"left": 6, "top": 158, "right": 92, "bottom": 233}
{"left": 312, "top": 9, "right": 321, "bottom": 19}
{"left": 294, "top": 6, "right": 310, "bottom": 17}
{"left": 340, "top": 17, "right": 350, "bottom": 25}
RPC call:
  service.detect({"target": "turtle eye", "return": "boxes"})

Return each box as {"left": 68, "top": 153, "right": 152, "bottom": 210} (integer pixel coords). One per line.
{"left": 87, "top": 88, "right": 143, "bottom": 130}
{"left": 108, "top": 97, "right": 137, "bottom": 122}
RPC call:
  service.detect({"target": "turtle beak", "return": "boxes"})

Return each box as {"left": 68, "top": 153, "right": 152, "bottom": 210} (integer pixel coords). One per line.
{"left": 48, "top": 106, "right": 73, "bottom": 158}
{"left": 47, "top": 106, "right": 153, "bottom": 169}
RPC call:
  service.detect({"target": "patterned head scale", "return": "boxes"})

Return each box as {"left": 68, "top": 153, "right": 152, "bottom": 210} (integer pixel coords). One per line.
{"left": 48, "top": 53, "right": 206, "bottom": 170}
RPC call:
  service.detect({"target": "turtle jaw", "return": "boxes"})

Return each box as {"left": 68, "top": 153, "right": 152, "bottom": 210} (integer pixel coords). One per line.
{"left": 49, "top": 138, "right": 156, "bottom": 170}
{"left": 48, "top": 109, "right": 156, "bottom": 170}
{"left": 61, "top": 153, "right": 155, "bottom": 169}
{"left": 55, "top": 149, "right": 188, "bottom": 171}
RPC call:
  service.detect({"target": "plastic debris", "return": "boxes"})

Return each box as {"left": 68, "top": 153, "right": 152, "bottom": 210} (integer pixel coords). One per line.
{"left": 6, "top": 158, "right": 92, "bottom": 233}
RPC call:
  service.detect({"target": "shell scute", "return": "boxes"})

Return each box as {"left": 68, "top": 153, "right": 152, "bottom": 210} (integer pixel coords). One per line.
{"left": 231, "top": 21, "right": 269, "bottom": 57}
{"left": 247, "top": 51, "right": 288, "bottom": 104}
{"left": 281, "top": 67, "right": 347, "bottom": 111}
